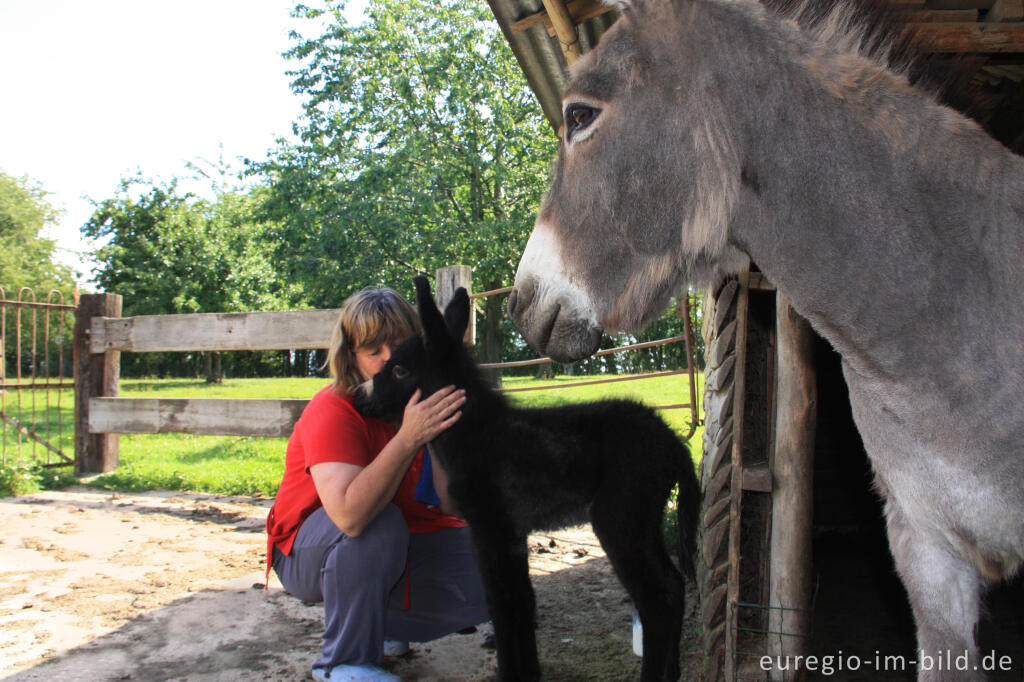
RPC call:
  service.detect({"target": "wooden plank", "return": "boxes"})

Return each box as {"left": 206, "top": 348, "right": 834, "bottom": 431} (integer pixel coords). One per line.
{"left": 88, "top": 397, "right": 309, "bottom": 438}
{"left": 90, "top": 308, "right": 342, "bottom": 354}
{"left": 924, "top": 0, "right": 995, "bottom": 9}
{"left": 725, "top": 263, "right": 753, "bottom": 682}
{"left": 741, "top": 464, "right": 773, "bottom": 493}
{"left": 894, "top": 7, "right": 979, "bottom": 20}
{"left": 907, "top": 21, "right": 1024, "bottom": 52}
{"left": 766, "top": 295, "right": 818, "bottom": 679}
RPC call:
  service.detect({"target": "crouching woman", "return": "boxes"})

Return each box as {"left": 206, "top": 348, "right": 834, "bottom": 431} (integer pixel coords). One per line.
{"left": 266, "top": 287, "right": 489, "bottom": 682}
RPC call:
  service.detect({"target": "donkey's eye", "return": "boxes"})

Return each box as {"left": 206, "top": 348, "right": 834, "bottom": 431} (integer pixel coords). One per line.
{"left": 565, "top": 103, "right": 600, "bottom": 141}
{"left": 392, "top": 365, "right": 409, "bottom": 380}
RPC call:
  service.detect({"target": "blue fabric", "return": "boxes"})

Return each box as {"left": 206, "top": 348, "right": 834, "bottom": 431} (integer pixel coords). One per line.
{"left": 415, "top": 446, "right": 441, "bottom": 506}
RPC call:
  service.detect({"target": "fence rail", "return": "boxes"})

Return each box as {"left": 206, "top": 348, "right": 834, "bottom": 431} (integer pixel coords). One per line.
{"left": 88, "top": 397, "right": 309, "bottom": 438}
{"left": 91, "top": 308, "right": 342, "bottom": 353}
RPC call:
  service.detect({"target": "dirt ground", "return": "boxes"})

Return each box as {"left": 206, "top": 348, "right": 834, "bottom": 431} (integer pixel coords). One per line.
{"left": 0, "top": 487, "right": 700, "bottom": 681}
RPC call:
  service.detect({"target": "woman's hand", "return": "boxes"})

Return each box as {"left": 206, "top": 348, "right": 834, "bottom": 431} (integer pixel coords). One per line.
{"left": 395, "top": 385, "right": 466, "bottom": 451}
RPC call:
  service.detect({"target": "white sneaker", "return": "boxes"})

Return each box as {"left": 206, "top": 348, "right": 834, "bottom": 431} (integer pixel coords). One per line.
{"left": 383, "top": 639, "right": 410, "bottom": 656}
{"left": 311, "top": 663, "right": 401, "bottom": 681}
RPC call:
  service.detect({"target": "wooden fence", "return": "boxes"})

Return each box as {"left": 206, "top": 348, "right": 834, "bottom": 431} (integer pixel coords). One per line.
{"left": 77, "top": 266, "right": 700, "bottom": 473}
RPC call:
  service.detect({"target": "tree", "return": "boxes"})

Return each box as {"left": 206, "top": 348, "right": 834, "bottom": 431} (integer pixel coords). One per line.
{"left": 83, "top": 172, "right": 298, "bottom": 380}
{"left": 257, "top": 0, "right": 555, "bottom": 364}
{"left": 0, "top": 172, "right": 76, "bottom": 295}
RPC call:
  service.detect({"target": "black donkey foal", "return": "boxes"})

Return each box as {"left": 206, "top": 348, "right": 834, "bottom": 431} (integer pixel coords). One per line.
{"left": 354, "top": 277, "right": 699, "bottom": 682}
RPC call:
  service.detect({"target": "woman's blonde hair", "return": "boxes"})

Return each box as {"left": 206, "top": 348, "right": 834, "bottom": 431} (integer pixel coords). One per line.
{"left": 326, "top": 287, "right": 419, "bottom": 394}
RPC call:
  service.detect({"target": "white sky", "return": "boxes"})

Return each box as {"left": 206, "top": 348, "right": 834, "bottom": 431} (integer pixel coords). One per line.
{"left": 0, "top": 0, "right": 362, "bottom": 287}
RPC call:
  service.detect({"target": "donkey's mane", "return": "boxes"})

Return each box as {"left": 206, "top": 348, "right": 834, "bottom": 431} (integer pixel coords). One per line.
{"left": 623, "top": 0, "right": 970, "bottom": 111}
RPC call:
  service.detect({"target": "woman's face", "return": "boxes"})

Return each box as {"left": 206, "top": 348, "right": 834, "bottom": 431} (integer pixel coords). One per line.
{"left": 354, "top": 342, "right": 393, "bottom": 382}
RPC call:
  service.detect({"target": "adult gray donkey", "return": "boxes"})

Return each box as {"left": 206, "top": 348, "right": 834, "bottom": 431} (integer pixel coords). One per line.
{"left": 507, "top": 0, "right": 1024, "bottom": 678}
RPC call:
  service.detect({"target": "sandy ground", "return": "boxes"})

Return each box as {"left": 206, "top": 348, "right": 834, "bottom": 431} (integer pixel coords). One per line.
{"left": 0, "top": 487, "right": 700, "bottom": 681}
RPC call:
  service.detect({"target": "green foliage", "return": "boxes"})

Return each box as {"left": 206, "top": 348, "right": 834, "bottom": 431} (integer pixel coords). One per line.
{"left": 83, "top": 173, "right": 296, "bottom": 316}
{"left": 0, "top": 463, "right": 41, "bottom": 496}
{"left": 0, "top": 171, "right": 77, "bottom": 294}
{"left": 0, "top": 463, "right": 78, "bottom": 497}
{"left": 82, "top": 167, "right": 303, "bottom": 378}
{"left": 257, "top": 0, "right": 554, "bottom": 330}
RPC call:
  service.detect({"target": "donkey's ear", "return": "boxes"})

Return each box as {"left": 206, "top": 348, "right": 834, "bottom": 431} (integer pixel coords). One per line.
{"left": 413, "top": 276, "right": 452, "bottom": 350}
{"left": 443, "top": 287, "right": 470, "bottom": 344}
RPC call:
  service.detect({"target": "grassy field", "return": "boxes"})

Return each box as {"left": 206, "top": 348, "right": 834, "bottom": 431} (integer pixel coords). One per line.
{"left": 2, "top": 373, "right": 703, "bottom": 498}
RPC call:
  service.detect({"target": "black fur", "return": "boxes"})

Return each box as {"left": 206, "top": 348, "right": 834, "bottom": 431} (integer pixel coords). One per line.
{"left": 353, "top": 276, "right": 699, "bottom": 682}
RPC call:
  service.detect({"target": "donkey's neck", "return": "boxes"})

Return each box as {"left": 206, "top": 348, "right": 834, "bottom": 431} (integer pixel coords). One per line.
{"left": 721, "top": 16, "right": 1024, "bottom": 393}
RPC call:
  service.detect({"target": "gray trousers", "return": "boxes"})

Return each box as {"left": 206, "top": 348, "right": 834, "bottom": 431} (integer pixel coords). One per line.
{"left": 272, "top": 504, "right": 489, "bottom": 669}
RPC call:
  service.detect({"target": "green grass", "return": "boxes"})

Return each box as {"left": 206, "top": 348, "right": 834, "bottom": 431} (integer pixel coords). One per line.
{"left": 2, "top": 373, "right": 704, "bottom": 498}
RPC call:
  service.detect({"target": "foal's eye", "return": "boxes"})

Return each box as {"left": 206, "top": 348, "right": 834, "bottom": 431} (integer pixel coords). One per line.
{"left": 392, "top": 365, "right": 409, "bottom": 380}
{"left": 565, "top": 103, "right": 600, "bottom": 141}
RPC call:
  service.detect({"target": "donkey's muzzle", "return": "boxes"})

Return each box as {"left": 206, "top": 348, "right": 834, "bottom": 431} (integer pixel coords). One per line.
{"left": 508, "top": 279, "right": 603, "bottom": 363}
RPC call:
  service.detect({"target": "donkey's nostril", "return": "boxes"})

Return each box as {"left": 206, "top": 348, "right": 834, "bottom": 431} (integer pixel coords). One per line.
{"left": 508, "top": 280, "right": 537, "bottom": 321}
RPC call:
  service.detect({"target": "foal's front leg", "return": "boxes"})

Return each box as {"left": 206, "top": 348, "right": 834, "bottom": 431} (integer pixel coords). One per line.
{"left": 471, "top": 529, "right": 540, "bottom": 682}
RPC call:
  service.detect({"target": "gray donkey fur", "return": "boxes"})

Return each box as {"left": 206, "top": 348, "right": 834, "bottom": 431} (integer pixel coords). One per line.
{"left": 507, "top": 0, "right": 1024, "bottom": 677}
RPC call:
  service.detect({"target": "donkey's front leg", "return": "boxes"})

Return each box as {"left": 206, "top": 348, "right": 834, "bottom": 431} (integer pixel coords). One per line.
{"left": 886, "top": 507, "right": 983, "bottom": 680}
{"left": 471, "top": 529, "right": 540, "bottom": 682}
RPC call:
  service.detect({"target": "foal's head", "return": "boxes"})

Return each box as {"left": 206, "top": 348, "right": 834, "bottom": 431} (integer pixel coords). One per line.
{"left": 353, "top": 277, "right": 472, "bottom": 422}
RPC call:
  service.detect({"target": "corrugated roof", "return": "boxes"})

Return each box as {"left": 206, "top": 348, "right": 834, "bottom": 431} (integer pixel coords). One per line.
{"left": 486, "top": 0, "right": 620, "bottom": 131}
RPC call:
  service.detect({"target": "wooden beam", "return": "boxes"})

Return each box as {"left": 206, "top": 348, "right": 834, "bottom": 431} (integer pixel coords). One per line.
{"left": 90, "top": 308, "right": 342, "bottom": 354}
{"left": 894, "top": 7, "right": 979, "bottom": 20}
{"left": 924, "top": 0, "right": 995, "bottom": 9}
{"left": 541, "top": 0, "right": 583, "bottom": 64}
{"left": 986, "top": 0, "right": 1024, "bottom": 21}
{"left": 907, "top": 21, "right": 1024, "bottom": 51}
{"left": 88, "top": 397, "right": 309, "bottom": 438}
{"left": 508, "top": 0, "right": 615, "bottom": 35}
{"left": 766, "top": 295, "right": 817, "bottom": 677}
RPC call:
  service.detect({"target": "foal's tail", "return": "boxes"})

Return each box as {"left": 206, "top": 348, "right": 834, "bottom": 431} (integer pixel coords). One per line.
{"left": 676, "top": 456, "right": 701, "bottom": 584}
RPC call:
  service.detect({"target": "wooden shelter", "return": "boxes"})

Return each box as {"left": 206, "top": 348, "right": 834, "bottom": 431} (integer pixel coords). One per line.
{"left": 485, "top": 0, "right": 1024, "bottom": 678}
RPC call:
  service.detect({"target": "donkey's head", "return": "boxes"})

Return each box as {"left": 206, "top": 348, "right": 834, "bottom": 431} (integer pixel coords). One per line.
{"left": 509, "top": 0, "right": 747, "bottom": 362}
{"left": 353, "top": 276, "right": 472, "bottom": 422}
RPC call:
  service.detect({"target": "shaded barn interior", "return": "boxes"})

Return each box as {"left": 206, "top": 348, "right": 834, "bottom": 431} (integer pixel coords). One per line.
{"left": 805, "top": 320, "right": 1024, "bottom": 679}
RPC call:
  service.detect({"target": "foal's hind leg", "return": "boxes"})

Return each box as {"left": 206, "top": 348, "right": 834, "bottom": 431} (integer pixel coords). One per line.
{"left": 591, "top": 495, "right": 684, "bottom": 682}
{"left": 886, "top": 506, "right": 983, "bottom": 681}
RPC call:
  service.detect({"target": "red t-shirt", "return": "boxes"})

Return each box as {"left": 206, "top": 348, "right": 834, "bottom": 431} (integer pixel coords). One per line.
{"left": 265, "top": 385, "right": 465, "bottom": 570}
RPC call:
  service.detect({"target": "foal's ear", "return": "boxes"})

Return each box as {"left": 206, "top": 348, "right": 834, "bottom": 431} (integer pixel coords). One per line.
{"left": 443, "top": 288, "right": 470, "bottom": 344}
{"left": 413, "top": 276, "right": 452, "bottom": 351}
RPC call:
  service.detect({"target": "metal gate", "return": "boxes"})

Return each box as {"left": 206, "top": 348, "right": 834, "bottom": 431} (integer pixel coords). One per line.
{"left": 1, "top": 286, "right": 77, "bottom": 468}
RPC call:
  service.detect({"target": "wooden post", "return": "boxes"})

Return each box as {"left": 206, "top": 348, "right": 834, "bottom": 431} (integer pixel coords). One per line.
{"left": 767, "top": 293, "right": 817, "bottom": 677}
{"left": 435, "top": 266, "right": 474, "bottom": 346}
{"left": 74, "top": 293, "right": 122, "bottom": 474}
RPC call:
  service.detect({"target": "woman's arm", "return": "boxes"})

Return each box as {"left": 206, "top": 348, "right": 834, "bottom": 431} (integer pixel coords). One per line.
{"left": 311, "top": 386, "right": 466, "bottom": 537}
